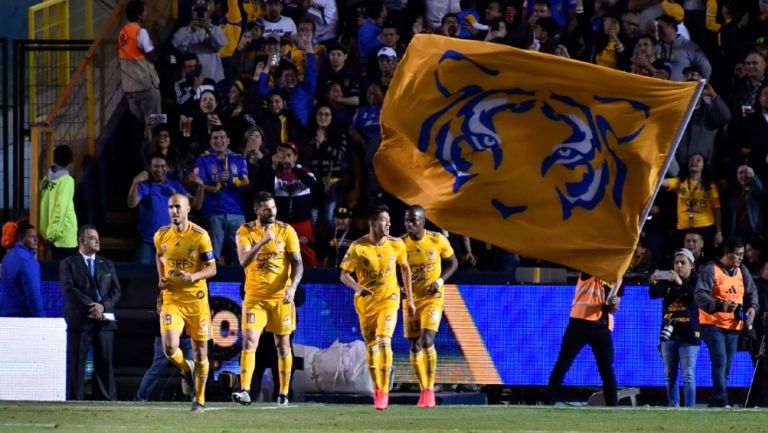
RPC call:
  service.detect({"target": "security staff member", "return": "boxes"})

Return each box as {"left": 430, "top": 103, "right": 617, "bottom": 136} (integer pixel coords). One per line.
{"left": 548, "top": 273, "right": 622, "bottom": 406}
{"left": 695, "top": 237, "right": 759, "bottom": 407}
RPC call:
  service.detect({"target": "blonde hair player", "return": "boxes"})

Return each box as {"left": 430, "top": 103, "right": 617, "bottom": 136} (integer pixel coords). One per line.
{"left": 154, "top": 194, "right": 217, "bottom": 413}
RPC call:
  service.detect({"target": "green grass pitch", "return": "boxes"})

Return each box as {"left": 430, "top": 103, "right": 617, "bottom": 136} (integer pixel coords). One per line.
{"left": 2, "top": 402, "right": 768, "bottom": 433}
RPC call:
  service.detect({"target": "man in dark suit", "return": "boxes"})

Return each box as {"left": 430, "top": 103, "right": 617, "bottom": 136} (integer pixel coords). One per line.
{"left": 60, "top": 225, "right": 121, "bottom": 400}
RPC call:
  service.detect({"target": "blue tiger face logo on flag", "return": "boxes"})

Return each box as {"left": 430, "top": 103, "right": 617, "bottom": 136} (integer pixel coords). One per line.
{"left": 417, "top": 50, "right": 650, "bottom": 220}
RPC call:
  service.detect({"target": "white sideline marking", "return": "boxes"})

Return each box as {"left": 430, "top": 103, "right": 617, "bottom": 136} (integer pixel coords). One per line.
{"left": 0, "top": 404, "right": 299, "bottom": 411}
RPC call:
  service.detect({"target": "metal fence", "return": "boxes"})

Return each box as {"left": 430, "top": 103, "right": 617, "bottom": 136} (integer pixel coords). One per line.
{"left": 24, "top": 0, "right": 127, "bottom": 230}
{"left": 13, "top": 40, "right": 92, "bottom": 214}
{"left": 28, "top": 0, "right": 117, "bottom": 41}
{"left": 23, "top": 0, "right": 175, "bottom": 227}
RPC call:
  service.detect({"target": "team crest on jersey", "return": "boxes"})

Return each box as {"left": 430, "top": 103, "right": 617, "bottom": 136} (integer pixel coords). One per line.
{"left": 428, "top": 249, "right": 436, "bottom": 259}
{"left": 363, "top": 258, "right": 370, "bottom": 267}
{"left": 232, "top": 164, "right": 238, "bottom": 175}
{"left": 188, "top": 247, "right": 195, "bottom": 258}
{"left": 196, "top": 291, "right": 205, "bottom": 299}
{"left": 389, "top": 255, "right": 395, "bottom": 265}
{"left": 210, "top": 165, "right": 218, "bottom": 174}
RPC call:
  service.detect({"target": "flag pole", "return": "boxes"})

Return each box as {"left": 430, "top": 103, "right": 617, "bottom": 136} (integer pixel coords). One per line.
{"left": 638, "top": 79, "right": 705, "bottom": 232}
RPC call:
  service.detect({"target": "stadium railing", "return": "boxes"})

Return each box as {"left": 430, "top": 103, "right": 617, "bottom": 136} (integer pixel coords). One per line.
{"left": 26, "top": 0, "right": 175, "bottom": 248}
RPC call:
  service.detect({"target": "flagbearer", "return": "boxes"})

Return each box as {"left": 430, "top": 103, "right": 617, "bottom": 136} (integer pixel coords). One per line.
{"left": 402, "top": 205, "right": 458, "bottom": 407}
{"left": 548, "top": 273, "right": 622, "bottom": 406}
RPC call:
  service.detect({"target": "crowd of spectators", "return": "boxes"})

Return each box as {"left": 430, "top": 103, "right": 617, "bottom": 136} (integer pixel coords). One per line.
{"left": 3, "top": 0, "right": 768, "bottom": 406}
{"left": 32, "top": 0, "right": 768, "bottom": 274}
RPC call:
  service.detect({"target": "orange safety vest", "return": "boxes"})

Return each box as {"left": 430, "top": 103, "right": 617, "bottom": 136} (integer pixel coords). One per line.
{"left": 570, "top": 275, "right": 614, "bottom": 331}
{"left": 118, "top": 22, "right": 145, "bottom": 60}
{"left": 699, "top": 264, "right": 745, "bottom": 331}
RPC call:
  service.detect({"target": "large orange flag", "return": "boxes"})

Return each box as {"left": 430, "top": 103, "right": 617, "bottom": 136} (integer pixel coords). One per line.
{"left": 374, "top": 35, "right": 702, "bottom": 282}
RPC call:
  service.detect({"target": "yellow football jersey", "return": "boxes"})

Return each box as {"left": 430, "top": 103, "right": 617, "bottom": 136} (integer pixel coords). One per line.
{"left": 403, "top": 231, "right": 454, "bottom": 298}
{"left": 340, "top": 235, "right": 408, "bottom": 298}
{"left": 154, "top": 222, "right": 215, "bottom": 303}
{"left": 237, "top": 221, "right": 301, "bottom": 300}
{"left": 666, "top": 178, "right": 720, "bottom": 230}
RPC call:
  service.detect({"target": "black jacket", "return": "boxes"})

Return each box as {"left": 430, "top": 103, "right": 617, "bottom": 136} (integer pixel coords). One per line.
{"left": 650, "top": 271, "right": 700, "bottom": 343}
{"left": 59, "top": 253, "right": 121, "bottom": 331}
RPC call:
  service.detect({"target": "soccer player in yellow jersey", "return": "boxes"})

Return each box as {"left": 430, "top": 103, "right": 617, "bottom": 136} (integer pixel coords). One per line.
{"left": 402, "top": 205, "right": 458, "bottom": 408}
{"left": 231, "top": 191, "right": 304, "bottom": 406}
{"left": 154, "top": 194, "right": 217, "bottom": 414}
{"left": 340, "top": 204, "right": 414, "bottom": 411}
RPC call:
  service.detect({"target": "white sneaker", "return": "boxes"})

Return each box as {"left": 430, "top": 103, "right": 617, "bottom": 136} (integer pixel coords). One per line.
{"left": 181, "top": 360, "right": 195, "bottom": 397}
{"left": 190, "top": 400, "right": 205, "bottom": 414}
{"left": 232, "top": 389, "right": 252, "bottom": 405}
{"left": 277, "top": 393, "right": 289, "bottom": 406}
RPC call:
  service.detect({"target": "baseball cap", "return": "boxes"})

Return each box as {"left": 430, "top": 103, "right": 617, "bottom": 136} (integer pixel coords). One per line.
{"left": 263, "top": 33, "right": 282, "bottom": 44}
{"left": 377, "top": 47, "right": 397, "bottom": 59}
{"left": 674, "top": 248, "right": 696, "bottom": 264}
{"left": 326, "top": 42, "right": 348, "bottom": 54}
{"left": 278, "top": 141, "right": 299, "bottom": 155}
{"left": 334, "top": 206, "right": 352, "bottom": 218}
{"left": 655, "top": 14, "right": 678, "bottom": 26}
{"left": 660, "top": 1, "right": 684, "bottom": 22}
{"left": 248, "top": 20, "right": 265, "bottom": 30}
{"left": 682, "top": 65, "right": 703, "bottom": 75}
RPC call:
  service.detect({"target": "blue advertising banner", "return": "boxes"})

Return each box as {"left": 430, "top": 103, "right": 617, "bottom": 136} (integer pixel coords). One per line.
{"left": 38, "top": 281, "right": 754, "bottom": 386}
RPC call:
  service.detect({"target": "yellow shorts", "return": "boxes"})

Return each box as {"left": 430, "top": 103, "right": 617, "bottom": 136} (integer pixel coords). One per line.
{"left": 403, "top": 296, "right": 444, "bottom": 339}
{"left": 354, "top": 294, "right": 399, "bottom": 343}
{"left": 160, "top": 301, "right": 211, "bottom": 342}
{"left": 242, "top": 299, "right": 296, "bottom": 336}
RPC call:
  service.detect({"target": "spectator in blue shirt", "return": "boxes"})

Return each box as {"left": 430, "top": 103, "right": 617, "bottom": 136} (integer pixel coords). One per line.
{"left": 127, "top": 154, "right": 203, "bottom": 264}
{"left": 357, "top": 1, "right": 386, "bottom": 67}
{"left": 0, "top": 223, "right": 43, "bottom": 318}
{"left": 257, "top": 34, "right": 317, "bottom": 127}
{"left": 194, "top": 126, "right": 250, "bottom": 263}
{"left": 350, "top": 82, "right": 384, "bottom": 204}
{"left": 350, "top": 82, "right": 383, "bottom": 145}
